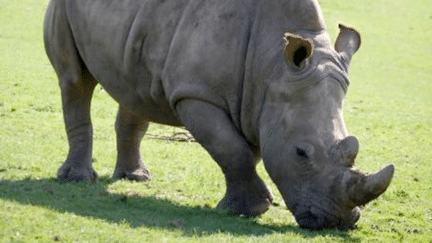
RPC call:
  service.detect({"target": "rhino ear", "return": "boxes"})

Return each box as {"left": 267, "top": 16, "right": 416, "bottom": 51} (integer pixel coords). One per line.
{"left": 335, "top": 24, "right": 361, "bottom": 68}
{"left": 283, "top": 33, "right": 314, "bottom": 70}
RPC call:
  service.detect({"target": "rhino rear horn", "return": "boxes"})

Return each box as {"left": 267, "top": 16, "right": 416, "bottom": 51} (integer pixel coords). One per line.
{"left": 339, "top": 136, "right": 359, "bottom": 167}
{"left": 329, "top": 136, "right": 359, "bottom": 167}
{"left": 283, "top": 33, "right": 314, "bottom": 70}
{"left": 352, "top": 164, "right": 395, "bottom": 206}
{"left": 335, "top": 24, "right": 361, "bottom": 69}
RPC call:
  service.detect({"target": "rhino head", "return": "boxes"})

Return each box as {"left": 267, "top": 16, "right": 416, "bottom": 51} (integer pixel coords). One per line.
{"left": 260, "top": 25, "right": 394, "bottom": 230}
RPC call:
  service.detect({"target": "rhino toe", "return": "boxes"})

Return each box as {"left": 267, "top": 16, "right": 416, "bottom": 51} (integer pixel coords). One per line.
{"left": 57, "top": 163, "right": 98, "bottom": 183}
{"left": 217, "top": 193, "right": 272, "bottom": 217}
{"left": 112, "top": 166, "right": 151, "bottom": 181}
{"left": 217, "top": 177, "right": 273, "bottom": 217}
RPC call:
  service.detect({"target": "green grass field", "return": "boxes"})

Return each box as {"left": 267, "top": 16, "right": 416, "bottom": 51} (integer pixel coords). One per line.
{"left": 1, "top": 0, "right": 431, "bottom": 242}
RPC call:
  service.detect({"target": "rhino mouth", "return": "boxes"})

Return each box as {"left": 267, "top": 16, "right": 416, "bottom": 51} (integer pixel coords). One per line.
{"left": 295, "top": 206, "right": 360, "bottom": 230}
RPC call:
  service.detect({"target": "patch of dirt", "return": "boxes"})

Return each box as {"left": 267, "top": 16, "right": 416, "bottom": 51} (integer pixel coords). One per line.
{"left": 146, "top": 132, "right": 196, "bottom": 142}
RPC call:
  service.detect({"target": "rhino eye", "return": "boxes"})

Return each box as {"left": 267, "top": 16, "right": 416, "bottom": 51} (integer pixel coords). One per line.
{"left": 296, "top": 147, "right": 309, "bottom": 159}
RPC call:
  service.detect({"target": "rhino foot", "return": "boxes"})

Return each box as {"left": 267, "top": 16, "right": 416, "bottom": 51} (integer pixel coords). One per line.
{"left": 112, "top": 166, "right": 150, "bottom": 181}
{"left": 57, "top": 162, "right": 98, "bottom": 183}
{"left": 217, "top": 176, "right": 274, "bottom": 217}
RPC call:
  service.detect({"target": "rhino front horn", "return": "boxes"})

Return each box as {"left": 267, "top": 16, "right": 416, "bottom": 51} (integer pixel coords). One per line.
{"left": 352, "top": 164, "right": 395, "bottom": 206}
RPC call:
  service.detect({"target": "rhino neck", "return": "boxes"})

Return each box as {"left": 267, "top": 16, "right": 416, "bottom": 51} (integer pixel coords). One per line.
{"left": 239, "top": 0, "right": 330, "bottom": 146}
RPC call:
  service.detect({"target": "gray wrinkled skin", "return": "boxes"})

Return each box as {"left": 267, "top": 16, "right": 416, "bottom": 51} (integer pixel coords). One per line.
{"left": 44, "top": 0, "right": 394, "bottom": 230}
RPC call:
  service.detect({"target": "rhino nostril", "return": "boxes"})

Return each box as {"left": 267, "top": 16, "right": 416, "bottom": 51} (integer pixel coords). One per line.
{"left": 296, "top": 211, "right": 322, "bottom": 230}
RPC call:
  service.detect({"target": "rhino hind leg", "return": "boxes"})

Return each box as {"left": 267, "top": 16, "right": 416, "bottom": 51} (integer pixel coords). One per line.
{"left": 56, "top": 68, "right": 99, "bottom": 183}
{"left": 176, "top": 99, "right": 273, "bottom": 216}
{"left": 113, "top": 107, "right": 150, "bottom": 181}
{"left": 44, "top": 4, "right": 99, "bottom": 182}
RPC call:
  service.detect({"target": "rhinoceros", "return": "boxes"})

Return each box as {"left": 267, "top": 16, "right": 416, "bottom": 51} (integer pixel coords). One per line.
{"left": 43, "top": 0, "right": 394, "bottom": 230}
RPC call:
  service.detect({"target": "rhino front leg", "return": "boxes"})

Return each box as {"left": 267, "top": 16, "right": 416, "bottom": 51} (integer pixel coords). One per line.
{"left": 176, "top": 99, "right": 273, "bottom": 216}
{"left": 113, "top": 107, "right": 150, "bottom": 181}
{"left": 57, "top": 72, "right": 98, "bottom": 182}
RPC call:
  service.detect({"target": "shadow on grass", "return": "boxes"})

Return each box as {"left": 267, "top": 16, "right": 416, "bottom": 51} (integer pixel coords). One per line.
{"left": 0, "top": 176, "right": 359, "bottom": 240}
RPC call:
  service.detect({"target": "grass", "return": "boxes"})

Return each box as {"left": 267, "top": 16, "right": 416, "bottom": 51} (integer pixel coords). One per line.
{"left": 1, "top": 0, "right": 431, "bottom": 242}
